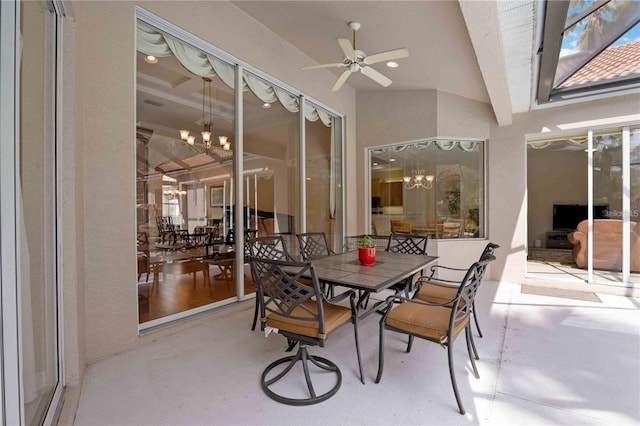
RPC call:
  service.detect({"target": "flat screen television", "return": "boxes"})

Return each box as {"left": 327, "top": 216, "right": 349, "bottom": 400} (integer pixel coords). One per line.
{"left": 552, "top": 204, "right": 608, "bottom": 231}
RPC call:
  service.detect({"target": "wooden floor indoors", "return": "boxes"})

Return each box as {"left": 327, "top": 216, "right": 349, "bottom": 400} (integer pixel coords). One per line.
{"left": 138, "top": 263, "right": 256, "bottom": 323}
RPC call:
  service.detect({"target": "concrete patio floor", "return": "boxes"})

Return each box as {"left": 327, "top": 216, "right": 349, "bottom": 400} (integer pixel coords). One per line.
{"left": 72, "top": 281, "right": 640, "bottom": 425}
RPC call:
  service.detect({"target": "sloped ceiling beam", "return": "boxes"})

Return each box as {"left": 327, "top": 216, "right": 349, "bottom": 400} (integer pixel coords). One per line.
{"left": 459, "top": 0, "right": 513, "bottom": 126}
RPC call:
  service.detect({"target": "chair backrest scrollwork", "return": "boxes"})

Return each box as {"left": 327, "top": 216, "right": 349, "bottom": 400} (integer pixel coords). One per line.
{"left": 296, "top": 232, "right": 332, "bottom": 260}
{"left": 386, "top": 233, "right": 428, "bottom": 255}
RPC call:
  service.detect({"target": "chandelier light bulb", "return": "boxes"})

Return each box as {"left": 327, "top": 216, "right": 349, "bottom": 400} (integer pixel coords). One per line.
{"left": 224, "top": 142, "right": 231, "bottom": 150}
{"left": 187, "top": 135, "right": 196, "bottom": 145}
{"left": 218, "top": 135, "right": 228, "bottom": 146}
{"left": 179, "top": 129, "right": 190, "bottom": 141}
{"left": 404, "top": 169, "right": 434, "bottom": 189}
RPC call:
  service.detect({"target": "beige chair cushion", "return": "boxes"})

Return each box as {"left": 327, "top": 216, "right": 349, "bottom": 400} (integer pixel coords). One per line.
{"left": 266, "top": 300, "right": 352, "bottom": 339}
{"left": 385, "top": 302, "right": 467, "bottom": 342}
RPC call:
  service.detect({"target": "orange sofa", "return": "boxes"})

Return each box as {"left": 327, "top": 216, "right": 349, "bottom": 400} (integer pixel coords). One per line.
{"left": 568, "top": 219, "right": 640, "bottom": 272}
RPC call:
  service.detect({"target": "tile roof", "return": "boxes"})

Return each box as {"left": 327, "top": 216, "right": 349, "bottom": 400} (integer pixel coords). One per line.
{"left": 560, "top": 40, "right": 640, "bottom": 88}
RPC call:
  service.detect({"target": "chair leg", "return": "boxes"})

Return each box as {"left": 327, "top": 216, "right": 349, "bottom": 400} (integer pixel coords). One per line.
{"left": 447, "top": 342, "right": 466, "bottom": 415}
{"left": 352, "top": 317, "right": 365, "bottom": 384}
{"left": 375, "top": 320, "right": 386, "bottom": 383}
{"left": 467, "top": 325, "right": 479, "bottom": 361}
{"left": 406, "top": 335, "right": 414, "bottom": 353}
{"left": 472, "top": 300, "right": 483, "bottom": 338}
{"left": 465, "top": 326, "right": 479, "bottom": 379}
{"left": 251, "top": 298, "right": 259, "bottom": 331}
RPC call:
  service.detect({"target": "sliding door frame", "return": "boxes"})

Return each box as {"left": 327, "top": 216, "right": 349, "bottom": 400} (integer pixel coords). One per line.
{"left": 0, "top": 1, "right": 65, "bottom": 423}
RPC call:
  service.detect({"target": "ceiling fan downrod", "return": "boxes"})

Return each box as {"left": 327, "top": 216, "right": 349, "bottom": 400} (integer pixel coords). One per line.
{"left": 349, "top": 21, "right": 360, "bottom": 51}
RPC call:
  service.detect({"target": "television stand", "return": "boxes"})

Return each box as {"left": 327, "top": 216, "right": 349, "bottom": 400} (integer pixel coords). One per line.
{"left": 546, "top": 231, "right": 573, "bottom": 249}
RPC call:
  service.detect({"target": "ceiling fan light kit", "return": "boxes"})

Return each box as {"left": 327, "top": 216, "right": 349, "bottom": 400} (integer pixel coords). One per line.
{"left": 302, "top": 21, "right": 409, "bottom": 92}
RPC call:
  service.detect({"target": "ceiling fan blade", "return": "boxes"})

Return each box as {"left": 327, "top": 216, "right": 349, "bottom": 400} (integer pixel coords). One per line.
{"left": 331, "top": 70, "right": 352, "bottom": 92}
{"left": 302, "top": 63, "right": 345, "bottom": 70}
{"left": 363, "top": 48, "right": 409, "bottom": 65}
{"left": 337, "top": 38, "right": 355, "bottom": 59}
{"left": 361, "top": 66, "right": 392, "bottom": 87}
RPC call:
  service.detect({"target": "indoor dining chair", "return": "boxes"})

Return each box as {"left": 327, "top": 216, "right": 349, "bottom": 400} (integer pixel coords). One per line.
{"left": 249, "top": 256, "right": 364, "bottom": 405}
{"left": 376, "top": 256, "right": 494, "bottom": 414}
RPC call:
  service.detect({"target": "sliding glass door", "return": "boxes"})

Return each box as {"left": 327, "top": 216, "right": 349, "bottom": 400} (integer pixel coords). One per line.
{"left": 242, "top": 70, "right": 300, "bottom": 255}
{"left": 1, "top": 1, "right": 64, "bottom": 423}
{"left": 136, "top": 14, "right": 345, "bottom": 326}
{"left": 304, "top": 102, "right": 343, "bottom": 252}
{"left": 591, "top": 127, "right": 640, "bottom": 284}
{"left": 591, "top": 130, "right": 624, "bottom": 281}
{"left": 526, "top": 125, "right": 639, "bottom": 286}
{"left": 630, "top": 127, "right": 640, "bottom": 284}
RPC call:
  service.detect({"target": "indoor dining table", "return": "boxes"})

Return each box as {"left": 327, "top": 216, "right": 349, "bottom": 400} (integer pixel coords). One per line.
{"left": 305, "top": 250, "right": 438, "bottom": 317}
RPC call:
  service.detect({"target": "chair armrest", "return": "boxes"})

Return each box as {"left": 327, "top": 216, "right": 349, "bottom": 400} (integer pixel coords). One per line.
{"left": 429, "top": 264, "right": 466, "bottom": 277}
{"left": 379, "top": 293, "right": 460, "bottom": 318}
{"left": 417, "top": 276, "right": 459, "bottom": 285}
{"left": 567, "top": 231, "right": 585, "bottom": 246}
{"left": 326, "top": 288, "right": 355, "bottom": 304}
{"left": 413, "top": 276, "right": 459, "bottom": 295}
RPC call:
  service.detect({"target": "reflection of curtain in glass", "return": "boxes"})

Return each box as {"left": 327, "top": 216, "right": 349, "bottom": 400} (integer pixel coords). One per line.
{"left": 372, "top": 140, "right": 479, "bottom": 154}
{"left": 137, "top": 20, "right": 332, "bottom": 125}
{"left": 18, "top": 27, "right": 38, "bottom": 405}
{"left": 528, "top": 137, "right": 587, "bottom": 149}
{"left": 19, "top": 129, "right": 38, "bottom": 408}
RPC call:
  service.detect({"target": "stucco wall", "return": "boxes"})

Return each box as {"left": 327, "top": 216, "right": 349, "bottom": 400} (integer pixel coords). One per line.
{"left": 69, "top": 1, "right": 358, "bottom": 363}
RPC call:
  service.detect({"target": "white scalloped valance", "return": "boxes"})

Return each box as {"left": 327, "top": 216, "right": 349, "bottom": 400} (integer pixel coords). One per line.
{"left": 371, "top": 139, "right": 481, "bottom": 155}
{"left": 527, "top": 136, "right": 587, "bottom": 149}
{"left": 136, "top": 20, "right": 331, "bottom": 127}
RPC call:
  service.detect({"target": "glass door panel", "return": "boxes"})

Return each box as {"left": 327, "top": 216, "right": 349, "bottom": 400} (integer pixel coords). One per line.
{"left": 19, "top": 1, "right": 60, "bottom": 423}
{"left": 136, "top": 35, "right": 236, "bottom": 325}
{"left": 304, "top": 105, "right": 342, "bottom": 251}
{"left": 242, "top": 71, "right": 300, "bottom": 257}
{"left": 630, "top": 127, "right": 640, "bottom": 284}
{"left": 592, "top": 130, "right": 624, "bottom": 282}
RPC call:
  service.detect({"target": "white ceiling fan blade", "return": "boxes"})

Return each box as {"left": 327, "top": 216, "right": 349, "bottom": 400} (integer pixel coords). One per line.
{"left": 363, "top": 48, "right": 409, "bottom": 65}
{"left": 361, "top": 66, "right": 392, "bottom": 87}
{"left": 337, "top": 38, "right": 355, "bottom": 59}
{"left": 302, "top": 63, "right": 345, "bottom": 70}
{"left": 331, "top": 70, "right": 352, "bottom": 92}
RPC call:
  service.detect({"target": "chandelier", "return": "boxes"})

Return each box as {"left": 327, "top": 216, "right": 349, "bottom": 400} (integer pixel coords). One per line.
{"left": 403, "top": 169, "right": 434, "bottom": 189}
{"left": 179, "top": 77, "right": 214, "bottom": 153}
{"left": 163, "top": 189, "right": 187, "bottom": 200}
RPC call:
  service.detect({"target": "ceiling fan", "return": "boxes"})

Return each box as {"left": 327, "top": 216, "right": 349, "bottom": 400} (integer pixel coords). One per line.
{"left": 302, "top": 21, "right": 409, "bottom": 92}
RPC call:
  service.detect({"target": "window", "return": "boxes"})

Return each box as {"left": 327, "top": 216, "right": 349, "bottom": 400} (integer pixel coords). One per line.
{"left": 537, "top": 0, "right": 640, "bottom": 103}
{"left": 369, "top": 139, "right": 485, "bottom": 239}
